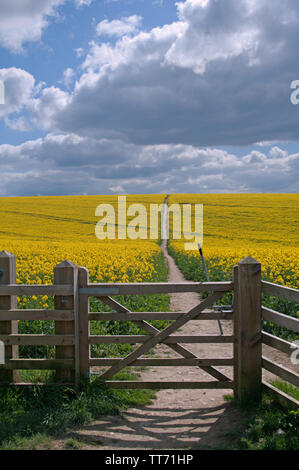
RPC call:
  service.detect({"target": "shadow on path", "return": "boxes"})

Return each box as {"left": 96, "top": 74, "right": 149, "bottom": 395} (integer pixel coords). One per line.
{"left": 70, "top": 400, "right": 247, "bottom": 450}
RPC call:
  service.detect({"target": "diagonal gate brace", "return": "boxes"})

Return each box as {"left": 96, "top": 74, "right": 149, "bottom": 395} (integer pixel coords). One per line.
{"left": 100, "top": 295, "right": 230, "bottom": 382}
{"left": 99, "top": 291, "right": 228, "bottom": 381}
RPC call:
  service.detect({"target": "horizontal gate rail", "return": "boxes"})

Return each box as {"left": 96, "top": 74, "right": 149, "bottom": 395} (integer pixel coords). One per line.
{"left": 89, "top": 335, "right": 234, "bottom": 344}
{"left": 102, "top": 381, "right": 234, "bottom": 389}
{"left": 262, "top": 381, "right": 299, "bottom": 410}
{"left": 262, "top": 357, "right": 299, "bottom": 388}
{"left": 0, "top": 284, "right": 74, "bottom": 296}
{"left": 261, "top": 331, "right": 294, "bottom": 355}
{"left": 80, "top": 281, "right": 233, "bottom": 296}
{"left": 0, "top": 359, "right": 74, "bottom": 370}
{"left": 262, "top": 307, "right": 299, "bottom": 333}
{"left": 89, "top": 312, "right": 233, "bottom": 321}
{"left": 262, "top": 281, "right": 299, "bottom": 303}
{"left": 0, "top": 334, "right": 75, "bottom": 346}
{"left": 90, "top": 358, "right": 234, "bottom": 366}
{"left": 0, "top": 309, "right": 74, "bottom": 321}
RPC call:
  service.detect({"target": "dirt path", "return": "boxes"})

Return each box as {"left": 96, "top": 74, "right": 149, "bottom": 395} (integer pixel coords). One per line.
{"left": 53, "top": 203, "right": 296, "bottom": 450}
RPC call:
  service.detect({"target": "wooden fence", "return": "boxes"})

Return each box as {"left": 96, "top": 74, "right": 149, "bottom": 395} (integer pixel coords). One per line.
{"left": 0, "top": 250, "right": 298, "bottom": 407}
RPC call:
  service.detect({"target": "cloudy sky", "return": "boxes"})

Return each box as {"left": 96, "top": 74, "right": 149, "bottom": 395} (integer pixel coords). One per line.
{"left": 0, "top": 0, "right": 299, "bottom": 196}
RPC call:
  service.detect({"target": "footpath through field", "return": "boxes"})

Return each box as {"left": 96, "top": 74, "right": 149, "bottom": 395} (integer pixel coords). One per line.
{"left": 55, "top": 244, "right": 246, "bottom": 449}
{"left": 54, "top": 213, "right": 249, "bottom": 449}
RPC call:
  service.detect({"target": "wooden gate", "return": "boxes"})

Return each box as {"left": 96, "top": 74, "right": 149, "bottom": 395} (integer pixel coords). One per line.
{"left": 83, "top": 280, "right": 234, "bottom": 389}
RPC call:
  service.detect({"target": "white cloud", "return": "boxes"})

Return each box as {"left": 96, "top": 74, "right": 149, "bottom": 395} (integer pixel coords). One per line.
{"left": 269, "top": 146, "right": 288, "bottom": 160}
{"left": 0, "top": 134, "right": 297, "bottom": 195}
{"left": 255, "top": 141, "right": 282, "bottom": 147}
{"left": 0, "top": 0, "right": 93, "bottom": 52}
{"left": 0, "top": 68, "right": 35, "bottom": 118}
{"left": 75, "top": 0, "right": 93, "bottom": 7}
{"left": 74, "top": 47, "right": 84, "bottom": 58}
{"left": 166, "top": 0, "right": 259, "bottom": 74}
{"left": 5, "top": 115, "right": 32, "bottom": 132}
{"left": 0, "top": 0, "right": 64, "bottom": 52}
{"left": 62, "top": 68, "right": 75, "bottom": 88}
{"left": 24, "top": 0, "right": 299, "bottom": 149}
{"left": 29, "top": 87, "right": 70, "bottom": 130}
{"left": 96, "top": 15, "right": 142, "bottom": 37}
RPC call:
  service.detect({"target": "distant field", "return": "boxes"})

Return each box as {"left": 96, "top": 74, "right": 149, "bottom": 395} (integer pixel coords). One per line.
{"left": 0, "top": 193, "right": 298, "bottom": 286}
{"left": 0, "top": 194, "right": 166, "bottom": 242}
{"left": 0, "top": 193, "right": 298, "bottom": 351}
{"left": 168, "top": 193, "right": 299, "bottom": 287}
{"left": 0, "top": 195, "right": 169, "bottom": 361}
{"left": 0, "top": 194, "right": 166, "bottom": 284}
{"left": 167, "top": 193, "right": 299, "bottom": 341}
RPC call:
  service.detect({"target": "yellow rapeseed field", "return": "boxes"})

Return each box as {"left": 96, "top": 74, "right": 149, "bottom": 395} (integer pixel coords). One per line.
{"left": 0, "top": 193, "right": 298, "bottom": 289}
{"left": 0, "top": 195, "right": 167, "bottom": 290}
{"left": 168, "top": 194, "right": 299, "bottom": 288}
{"left": 0, "top": 195, "right": 169, "bottom": 354}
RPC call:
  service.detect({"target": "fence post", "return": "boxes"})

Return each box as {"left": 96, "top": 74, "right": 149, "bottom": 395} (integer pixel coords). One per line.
{"left": 236, "top": 256, "right": 262, "bottom": 403}
{"left": 54, "top": 260, "right": 78, "bottom": 385}
{"left": 0, "top": 251, "right": 18, "bottom": 383}
{"left": 78, "top": 267, "right": 90, "bottom": 385}
{"left": 233, "top": 264, "right": 239, "bottom": 399}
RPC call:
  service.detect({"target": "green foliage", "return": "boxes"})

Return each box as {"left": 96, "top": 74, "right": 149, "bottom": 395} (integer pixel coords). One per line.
{"left": 270, "top": 380, "right": 299, "bottom": 401}
{"left": 239, "top": 395, "right": 299, "bottom": 450}
{"left": 64, "top": 438, "right": 84, "bottom": 450}
{"left": 1, "top": 433, "right": 53, "bottom": 450}
{"left": 0, "top": 371, "right": 155, "bottom": 449}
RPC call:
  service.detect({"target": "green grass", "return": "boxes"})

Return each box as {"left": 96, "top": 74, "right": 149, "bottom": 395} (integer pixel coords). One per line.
{"left": 223, "top": 394, "right": 234, "bottom": 402}
{"left": 64, "top": 437, "right": 84, "bottom": 450}
{"left": 1, "top": 433, "right": 53, "bottom": 450}
{"left": 238, "top": 394, "right": 299, "bottom": 450}
{"left": 270, "top": 379, "right": 299, "bottom": 401}
{"left": 0, "top": 370, "right": 156, "bottom": 450}
{"left": 20, "top": 370, "right": 55, "bottom": 383}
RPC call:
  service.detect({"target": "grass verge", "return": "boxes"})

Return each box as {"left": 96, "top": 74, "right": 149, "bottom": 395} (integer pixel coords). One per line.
{"left": 237, "top": 389, "right": 299, "bottom": 450}
{"left": 0, "top": 369, "right": 156, "bottom": 450}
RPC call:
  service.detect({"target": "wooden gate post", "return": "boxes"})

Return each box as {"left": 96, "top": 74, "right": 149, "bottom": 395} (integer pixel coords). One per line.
{"left": 78, "top": 267, "right": 90, "bottom": 384}
{"left": 236, "top": 256, "right": 262, "bottom": 403}
{"left": 233, "top": 264, "right": 239, "bottom": 399}
{"left": 54, "top": 260, "right": 78, "bottom": 384}
{"left": 0, "top": 251, "right": 18, "bottom": 383}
